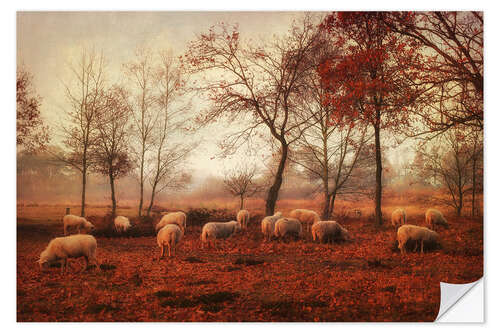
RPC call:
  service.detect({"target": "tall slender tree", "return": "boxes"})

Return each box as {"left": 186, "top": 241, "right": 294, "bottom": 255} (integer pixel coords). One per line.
{"left": 124, "top": 48, "right": 157, "bottom": 217}
{"left": 59, "top": 48, "right": 106, "bottom": 216}
{"left": 93, "top": 86, "right": 133, "bottom": 218}
{"left": 319, "top": 12, "right": 424, "bottom": 225}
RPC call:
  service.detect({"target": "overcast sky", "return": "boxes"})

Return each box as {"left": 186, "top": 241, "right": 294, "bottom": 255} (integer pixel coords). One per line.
{"left": 17, "top": 11, "right": 413, "bottom": 180}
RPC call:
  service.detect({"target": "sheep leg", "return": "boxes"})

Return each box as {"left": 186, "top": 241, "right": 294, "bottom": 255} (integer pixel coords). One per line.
{"left": 168, "top": 245, "right": 171, "bottom": 257}
{"left": 421, "top": 240, "right": 424, "bottom": 254}
{"left": 398, "top": 240, "right": 405, "bottom": 255}
{"left": 81, "top": 257, "right": 89, "bottom": 273}
{"left": 93, "top": 257, "right": 101, "bottom": 272}
{"left": 61, "top": 258, "right": 66, "bottom": 274}
{"left": 413, "top": 241, "right": 419, "bottom": 253}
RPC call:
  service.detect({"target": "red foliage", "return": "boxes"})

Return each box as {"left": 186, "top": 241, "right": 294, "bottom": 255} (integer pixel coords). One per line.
{"left": 318, "top": 12, "right": 424, "bottom": 129}
{"left": 17, "top": 215, "right": 482, "bottom": 322}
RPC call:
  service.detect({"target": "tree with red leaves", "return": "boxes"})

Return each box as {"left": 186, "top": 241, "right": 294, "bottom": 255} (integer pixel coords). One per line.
{"left": 319, "top": 12, "right": 425, "bottom": 225}
{"left": 384, "top": 11, "right": 483, "bottom": 133}
{"left": 16, "top": 67, "right": 49, "bottom": 152}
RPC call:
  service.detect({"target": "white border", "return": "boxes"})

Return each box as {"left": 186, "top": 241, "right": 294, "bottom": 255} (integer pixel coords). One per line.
{"left": 4, "top": 0, "right": 497, "bottom": 331}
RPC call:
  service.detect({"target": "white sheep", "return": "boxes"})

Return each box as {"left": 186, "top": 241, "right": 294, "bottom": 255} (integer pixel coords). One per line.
{"left": 261, "top": 211, "right": 283, "bottom": 241}
{"left": 237, "top": 209, "right": 250, "bottom": 229}
{"left": 397, "top": 224, "right": 439, "bottom": 254}
{"left": 289, "top": 209, "right": 320, "bottom": 232}
{"left": 274, "top": 217, "right": 302, "bottom": 240}
{"left": 38, "top": 234, "right": 100, "bottom": 273}
{"left": 157, "top": 224, "right": 183, "bottom": 258}
{"left": 114, "top": 216, "right": 132, "bottom": 233}
{"left": 62, "top": 214, "right": 95, "bottom": 236}
{"left": 311, "top": 221, "right": 351, "bottom": 244}
{"left": 391, "top": 208, "right": 407, "bottom": 227}
{"left": 425, "top": 208, "right": 449, "bottom": 228}
{"left": 155, "top": 211, "right": 187, "bottom": 233}
{"left": 201, "top": 221, "right": 241, "bottom": 249}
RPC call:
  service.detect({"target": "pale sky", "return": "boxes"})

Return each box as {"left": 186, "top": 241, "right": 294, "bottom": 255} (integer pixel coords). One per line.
{"left": 16, "top": 11, "right": 412, "bottom": 179}
{"left": 16, "top": 11, "right": 312, "bottom": 178}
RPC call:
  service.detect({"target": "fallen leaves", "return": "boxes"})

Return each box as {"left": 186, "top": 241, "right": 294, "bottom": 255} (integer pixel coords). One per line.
{"left": 17, "top": 216, "right": 482, "bottom": 321}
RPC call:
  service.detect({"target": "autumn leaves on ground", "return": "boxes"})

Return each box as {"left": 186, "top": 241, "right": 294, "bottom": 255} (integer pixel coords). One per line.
{"left": 17, "top": 202, "right": 482, "bottom": 322}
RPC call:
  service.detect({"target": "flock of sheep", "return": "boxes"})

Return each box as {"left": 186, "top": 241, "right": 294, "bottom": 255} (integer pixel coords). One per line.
{"left": 37, "top": 207, "right": 449, "bottom": 274}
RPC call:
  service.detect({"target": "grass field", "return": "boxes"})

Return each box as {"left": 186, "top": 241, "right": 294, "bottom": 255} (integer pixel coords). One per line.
{"left": 16, "top": 204, "right": 483, "bottom": 322}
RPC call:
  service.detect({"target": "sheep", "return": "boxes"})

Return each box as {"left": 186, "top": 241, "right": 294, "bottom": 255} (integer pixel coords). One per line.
{"left": 201, "top": 221, "right": 241, "bottom": 249}
{"left": 261, "top": 211, "right": 283, "bottom": 241}
{"left": 155, "top": 211, "right": 187, "bottom": 233}
{"left": 157, "top": 224, "right": 183, "bottom": 258}
{"left": 62, "top": 214, "right": 95, "bottom": 236}
{"left": 289, "top": 209, "right": 320, "bottom": 232}
{"left": 274, "top": 217, "right": 302, "bottom": 241}
{"left": 425, "top": 208, "right": 449, "bottom": 228}
{"left": 237, "top": 209, "right": 250, "bottom": 229}
{"left": 311, "top": 221, "right": 351, "bottom": 244}
{"left": 391, "top": 208, "right": 407, "bottom": 227}
{"left": 38, "top": 234, "right": 100, "bottom": 274}
{"left": 114, "top": 216, "right": 131, "bottom": 233}
{"left": 397, "top": 224, "right": 439, "bottom": 254}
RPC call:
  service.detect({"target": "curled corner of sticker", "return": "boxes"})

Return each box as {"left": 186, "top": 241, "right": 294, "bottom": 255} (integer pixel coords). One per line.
{"left": 435, "top": 278, "right": 483, "bottom": 322}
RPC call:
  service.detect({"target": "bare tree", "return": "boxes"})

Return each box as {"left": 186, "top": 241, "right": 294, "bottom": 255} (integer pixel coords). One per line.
{"left": 58, "top": 48, "right": 106, "bottom": 216}
{"left": 289, "top": 40, "right": 372, "bottom": 219}
{"left": 186, "top": 15, "right": 322, "bottom": 215}
{"left": 124, "top": 47, "right": 157, "bottom": 217}
{"left": 415, "top": 128, "right": 478, "bottom": 217}
{"left": 16, "top": 66, "right": 49, "bottom": 152}
{"left": 223, "top": 164, "right": 262, "bottom": 210}
{"left": 93, "top": 86, "right": 133, "bottom": 218}
{"left": 144, "top": 50, "right": 195, "bottom": 216}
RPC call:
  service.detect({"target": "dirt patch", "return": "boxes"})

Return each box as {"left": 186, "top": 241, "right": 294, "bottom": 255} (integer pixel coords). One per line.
{"left": 184, "top": 256, "right": 206, "bottom": 263}
{"left": 234, "top": 256, "right": 264, "bottom": 266}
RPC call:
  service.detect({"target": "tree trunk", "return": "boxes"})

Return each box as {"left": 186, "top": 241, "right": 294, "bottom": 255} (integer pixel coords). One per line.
{"left": 471, "top": 152, "right": 477, "bottom": 217}
{"left": 81, "top": 166, "right": 87, "bottom": 217}
{"left": 373, "top": 119, "right": 383, "bottom": 226}
{"left": 147, "top": 185, "right": 157, "bottom": 217}
{"left": 328, "top": 191, "right": 337, "bottom": 219}
{"left": 322, "top": 191, "right": 330, "bottom": 220}
{"left": 240, "top": 195, "right": 244, "bottom": 210}
{"left": 138, "top": 151, "right": 145, "bottom": 217}
{"left": 109, "top": 172, "right": 117, "bottom": 219}
{"left": 265, "top": 142, "right": 288, "bottom": 216}
{"left": 457, "top": 191, "right": 463, "bottom": 217}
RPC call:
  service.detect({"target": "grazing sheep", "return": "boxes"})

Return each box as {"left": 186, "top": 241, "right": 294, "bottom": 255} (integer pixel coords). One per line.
{"left": 38, "top": 234, "right": 99, "bottom": 273}
{"left": 157, "top": 224, "right": 183, "bottom": 258}
{"left": 311, "top": 221, "right": 351, "bottom": 244}
{"left": 274, "top": 218, "right": 302, "bottom": 240}
{"left": 391, "top": 208, "right": 407, "bottom": 227}
{"left": 114, "top": 216, "right": 131, "bottom": 233}
{"left": 237, "top": 209, "right": 250, "bottom": 229}
{"left": 289, "top": 209, "right": 320, "bottom": 232}
{"left": 397, "top": 224, "right": 439, "bottom": 254}
{"left": 261, "top": 212, "right": 283, "bottom": 241}
{"left": 201, "top": 221, "right": 241, "bottom": 249}
{"left": 62, "top": 214, "right": 95, "bottom": 236}
{"left": 425, "top": 208, "right": 449, "bottom": 228}
{"left": 155, "top": 211, "right": 187, "bottom": 233}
